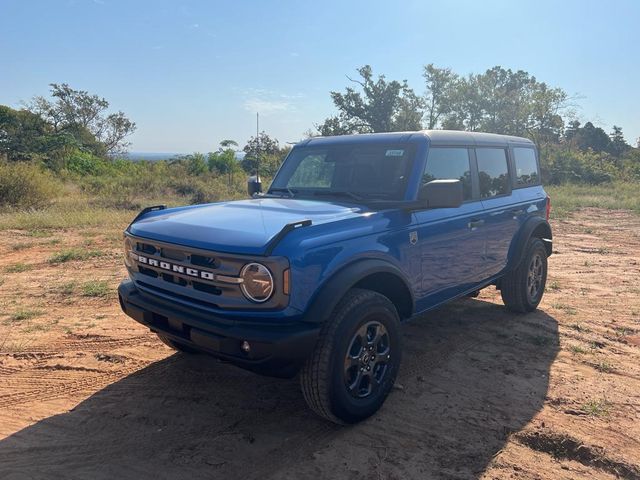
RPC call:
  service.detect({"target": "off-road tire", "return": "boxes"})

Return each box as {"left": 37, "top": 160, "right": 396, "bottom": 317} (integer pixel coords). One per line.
{"left": 300, "top": 288, "right": 402, "bottom": 424}
{"left": 156, "top": 333, "right": 199, "bottom": 353}
{"left": 501, "top": 237, "right": 548, "bottom": 313}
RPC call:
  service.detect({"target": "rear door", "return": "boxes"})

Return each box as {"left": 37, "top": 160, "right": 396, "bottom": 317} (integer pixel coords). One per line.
{"left": 475, "top": 147, "right": 520, "bottom": 277}
{"left": 413, "top": 147, "right": 486, "bottom": 309}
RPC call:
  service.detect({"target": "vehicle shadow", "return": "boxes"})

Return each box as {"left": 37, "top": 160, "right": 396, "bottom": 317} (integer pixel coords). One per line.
{"left": 0, "top": 298, "right": 559, "bottom": 480}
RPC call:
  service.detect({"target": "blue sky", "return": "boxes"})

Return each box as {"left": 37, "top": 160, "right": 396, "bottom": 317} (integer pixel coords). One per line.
{"left": 1, "top": 0, "right": 638, "bottom": 152}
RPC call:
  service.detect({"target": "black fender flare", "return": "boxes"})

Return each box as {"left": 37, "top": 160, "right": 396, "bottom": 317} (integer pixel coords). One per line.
{"left": 506, "top": 216, "right": 553, "bottom": 272}
{"left": 304, "top": 259, "right": 415, "bottom": 324}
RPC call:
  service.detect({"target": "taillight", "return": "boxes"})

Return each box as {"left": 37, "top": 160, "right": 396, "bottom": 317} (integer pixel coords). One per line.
{"left": 545, "top": 195, "right": 551, "bottom": 221}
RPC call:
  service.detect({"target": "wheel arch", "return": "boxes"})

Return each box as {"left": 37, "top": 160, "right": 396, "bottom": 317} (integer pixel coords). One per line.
{"left": 507, "top": 216, "right": 552, "bottom": 272}
{"left": 304, "top": 259, "right": 414, "bottom": 324}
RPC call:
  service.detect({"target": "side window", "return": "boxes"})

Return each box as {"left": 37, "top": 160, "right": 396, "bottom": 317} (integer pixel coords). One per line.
{"left": 513, "top": 147, "right": 540, "bottom": 186}
{"left": 422, "top": 147, "right": 472, "bottom": 201}
{"left": 476, "top": 148, "right": 510, "bottom": 198}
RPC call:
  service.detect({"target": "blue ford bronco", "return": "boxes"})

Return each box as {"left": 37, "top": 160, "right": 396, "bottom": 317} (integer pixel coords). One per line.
{"left": 118, "top": 130, "right": 552, "bottom": 424}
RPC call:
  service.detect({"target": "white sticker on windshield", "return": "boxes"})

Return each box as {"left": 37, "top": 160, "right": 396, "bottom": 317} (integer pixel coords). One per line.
{"left": 385, "top": 149, "right": 404, "bottom": 157}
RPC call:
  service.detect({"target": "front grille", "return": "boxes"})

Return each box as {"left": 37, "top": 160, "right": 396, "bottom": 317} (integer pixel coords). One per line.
{"left": 161, "top": 247, "right": 187, "bottom": 262}
{"left": 139, "top": 266, "right": 158, "bottom": 278}
{"left": 128, "top": 237, "right": 243, "bottom": 298}
{"left": 137, "top": 242, "right": 158, "bottom": 255}
{"left": 191, "top": 254, "right": 218, "bottom": 268}
{"left": 125, "top": 233, "right": 289, "bottom": 311}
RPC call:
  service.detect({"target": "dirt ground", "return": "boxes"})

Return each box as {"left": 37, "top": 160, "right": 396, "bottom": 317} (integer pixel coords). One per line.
{"left": 0, "top": 208, "right": 639, "bottom": 480}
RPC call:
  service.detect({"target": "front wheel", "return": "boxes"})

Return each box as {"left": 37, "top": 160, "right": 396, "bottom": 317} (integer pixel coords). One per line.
{"left": 300, "top": 289, "right": 402, "bottom": 424}
{"left": 501, "top": 237, "right": 548, "bottom": 312}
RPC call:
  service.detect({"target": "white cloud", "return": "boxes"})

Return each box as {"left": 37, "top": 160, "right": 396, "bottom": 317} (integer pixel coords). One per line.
{"left": 241, "top": 88, "right": 305, "bottom": 115}
{"left": 243, "top": 98, "right": 291, "bottom": 114}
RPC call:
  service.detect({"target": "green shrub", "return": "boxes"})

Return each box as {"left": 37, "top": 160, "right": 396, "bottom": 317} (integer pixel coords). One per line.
{"left": 66, "top": 150, "right": 110, "bottom": 176}
{"left": 540, "top": 147, "right": 618, "bottom": 185}
{"left": 0, "top": 162, "right": 60, "bottom": 208}
{"left": 81, "top": 280, "right": 110, "bottom": 297}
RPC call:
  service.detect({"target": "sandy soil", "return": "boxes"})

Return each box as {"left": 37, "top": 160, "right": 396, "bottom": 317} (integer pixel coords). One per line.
{"left": 0, "top": 208, "right": 638, "bottom": 479}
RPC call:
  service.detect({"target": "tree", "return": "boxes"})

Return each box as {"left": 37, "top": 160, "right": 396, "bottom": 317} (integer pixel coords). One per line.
{"left": 423, "top": 64, "right": 458, "bottom": 129}
{"left": 427, "top": 65, "right": 569, "bottom": 157}
{"left": 0, "top": 105, "right": 81, "bottom": 164}
{"left": 394, "top": 89, "right": 425, "bottom": 131}
{"left": 437, "top": 66, "right": 568, "bottom": 142}
{"left": 0, "top": 105, "right": 52, "bottom": 160}
{"left": 241, "top": 132, "right": 286, "bottom": 175}
{"left": 564, "top": 120, "right": 581, "bottom": 142}
{"left": 28, "top": 83, "right": 136, "bottom": 154}
{"left": 523, "top": 81, "right": 568, "bottom": 151}
{"left": 608, "top": 125, "right": 629, "bottom": 158}
{"left": 219, "top": 139, "right": 238, "bottom": 149}
{"left": 185, "top": 152, "right": 207, "bottom": 175}
{"left": 575, "top": 122, "right": 611, "bottom": 152}
{"left": 208, "top": 140, "right": 241, "bottom": 185}
{"left": 317, "top": 116, "right": 355, "bottom": 136}
{"left": 317, "top": 65, "right": 423, "bottom": 135}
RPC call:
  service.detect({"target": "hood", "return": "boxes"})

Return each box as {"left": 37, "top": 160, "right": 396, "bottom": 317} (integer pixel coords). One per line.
{"left": 128, "top": 198, "right": 367, "bottom": 255}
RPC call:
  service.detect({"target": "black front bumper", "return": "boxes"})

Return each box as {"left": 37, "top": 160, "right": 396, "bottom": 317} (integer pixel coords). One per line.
{"left": 118, "top": 280, "right": 320, "bottom": 377}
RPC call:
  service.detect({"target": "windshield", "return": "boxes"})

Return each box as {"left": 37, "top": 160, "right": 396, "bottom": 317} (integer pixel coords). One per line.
{"left": 269, "top": 142, "right": 416, "bottom": 201}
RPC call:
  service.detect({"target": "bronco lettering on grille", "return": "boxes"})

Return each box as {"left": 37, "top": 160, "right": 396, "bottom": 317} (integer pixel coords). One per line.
{"left": 136, "top": 254, "right": 213, "bottom": 279}
{"left": 133, "top": 253, "right": 241, "bottom": 284}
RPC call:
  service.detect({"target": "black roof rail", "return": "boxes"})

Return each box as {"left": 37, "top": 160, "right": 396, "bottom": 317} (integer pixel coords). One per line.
{"left": 127, "top": 205, "right": 166, "bottom": 231}
{"left": 263, "top": 219, "right": 312, "bottom": 256}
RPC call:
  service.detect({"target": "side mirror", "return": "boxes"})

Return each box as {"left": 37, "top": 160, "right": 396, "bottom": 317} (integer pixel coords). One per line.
{"left": 419, "top": 179, "right": 463, "bottom": 209}
{"left": 247, "top": 175, "right": 262, "bottom": 197}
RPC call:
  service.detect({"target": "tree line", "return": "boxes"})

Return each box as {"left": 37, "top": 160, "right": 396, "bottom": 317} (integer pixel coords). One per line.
{"left": 1, "top": 66, "right": 639, "bottom": 188}
{"left": 315, "top": 64, "right": 639, "bottom": 183}
{"left": 0, "top": 83, "right": 292, "bottom": 182}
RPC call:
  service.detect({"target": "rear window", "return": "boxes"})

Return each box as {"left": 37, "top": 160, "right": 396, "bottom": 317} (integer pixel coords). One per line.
{"left": 422, "top": 147, "right": 472, "bottom": 201}
{"left": 513, "top": 147, "right": 540, "bottom": 186}
{"left": 476, "top": 148, "right": 510, "bottom": 198}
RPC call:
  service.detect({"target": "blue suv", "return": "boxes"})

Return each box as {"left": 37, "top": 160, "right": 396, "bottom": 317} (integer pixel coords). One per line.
{"left": 118, "top": 130, "right": 552, "bottom": 424}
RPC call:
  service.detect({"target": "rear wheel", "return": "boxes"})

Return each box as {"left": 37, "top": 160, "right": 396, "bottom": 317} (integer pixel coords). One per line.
{"left": 156, "top": 333, "right": 199, "bottom": 353}
{"left": 300, "top": 289, "right": 402, "bottom": 424}
{"left": 501, "top": 237, "right": 548, "bottom": 312}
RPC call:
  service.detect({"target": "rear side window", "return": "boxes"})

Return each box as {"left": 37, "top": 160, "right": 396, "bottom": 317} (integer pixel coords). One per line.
{"left": 476, "top": 148, "right": 509, "bottom": 198}
{"left": 513, "top": 147, "right": 540, "bottom": 186}
{"left": 422, "top": 147, "right": 472, "bottom": 201}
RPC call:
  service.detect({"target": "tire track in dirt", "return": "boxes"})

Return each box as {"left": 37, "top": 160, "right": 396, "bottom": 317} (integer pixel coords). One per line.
{"left": 34, "top": 334, "right": 152, "bottom": 353}
{"left": 0, "top": 364, "right": 143, "bottom": 408}
{"left": 0, "top": 331, "right": 158, "bottom": 408}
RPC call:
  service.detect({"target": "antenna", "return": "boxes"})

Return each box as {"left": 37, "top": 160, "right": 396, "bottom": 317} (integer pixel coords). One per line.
{"left": 256, "top": 112, "right": 260, "bottom": 181}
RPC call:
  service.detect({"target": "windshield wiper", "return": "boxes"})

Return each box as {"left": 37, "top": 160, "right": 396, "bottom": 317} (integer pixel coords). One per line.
{"left": 311, "top": 190, "right": 364, "bottom": 202}
{"left": 268, "top": 187, "right": 296, "bottom": 198}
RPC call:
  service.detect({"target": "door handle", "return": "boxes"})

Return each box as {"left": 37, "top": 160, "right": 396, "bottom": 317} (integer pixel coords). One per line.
{"left": 468, "top": 219, "right": 485, "bottom": 229}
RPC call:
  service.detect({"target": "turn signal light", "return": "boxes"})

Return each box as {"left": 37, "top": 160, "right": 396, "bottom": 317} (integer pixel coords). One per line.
{"left": 546, "top": 195, "right": 551, "bottom": 221}
{"left": 283, "top": 269, "right": 290, "bottom": 295}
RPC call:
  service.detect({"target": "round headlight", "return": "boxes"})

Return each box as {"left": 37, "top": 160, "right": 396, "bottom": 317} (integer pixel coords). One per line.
{"left": 240, "top": 263, "right": 274, "bottom": 303}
